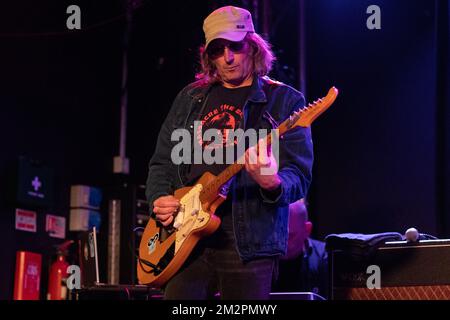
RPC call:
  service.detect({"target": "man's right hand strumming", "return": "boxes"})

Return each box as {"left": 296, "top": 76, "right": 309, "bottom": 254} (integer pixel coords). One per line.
{"left": 152, "top": 195, "right": 180, "bottom": 226}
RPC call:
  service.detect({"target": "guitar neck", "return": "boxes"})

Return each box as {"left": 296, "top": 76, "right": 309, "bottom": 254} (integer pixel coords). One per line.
{"left": 199, "top": 86, "right": 338, "bottom": 200}
{"left": 202, "top": 113, "right": 296, "bottom": 197}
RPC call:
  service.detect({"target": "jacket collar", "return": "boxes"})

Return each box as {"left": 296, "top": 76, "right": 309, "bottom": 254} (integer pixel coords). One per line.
{"left": 187, "top": 75, "right": 267, "bottom": 103}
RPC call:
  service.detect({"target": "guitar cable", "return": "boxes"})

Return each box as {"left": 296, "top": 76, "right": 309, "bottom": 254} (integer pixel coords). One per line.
{"left": 130, "top": 227, "right": 162, "bottom": 274}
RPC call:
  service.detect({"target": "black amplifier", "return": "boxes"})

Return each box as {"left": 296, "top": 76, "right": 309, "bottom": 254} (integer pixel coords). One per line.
{"left": 330, "top": 239, "right": 450, "bottom": 300}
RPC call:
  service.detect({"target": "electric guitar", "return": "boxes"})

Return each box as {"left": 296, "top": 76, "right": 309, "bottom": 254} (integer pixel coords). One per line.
{"left": 137, "top": 87, "right": 339, "bottom": 287}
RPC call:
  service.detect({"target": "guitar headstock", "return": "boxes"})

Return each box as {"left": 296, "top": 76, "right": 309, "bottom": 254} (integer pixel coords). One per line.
{"left": 285, "top": 87, "right": 338, "bottom": 129}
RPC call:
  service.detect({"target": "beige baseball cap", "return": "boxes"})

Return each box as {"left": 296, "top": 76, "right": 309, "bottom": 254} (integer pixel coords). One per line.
{"left": 203, "top": 6, "right": 255, "bottom": 49}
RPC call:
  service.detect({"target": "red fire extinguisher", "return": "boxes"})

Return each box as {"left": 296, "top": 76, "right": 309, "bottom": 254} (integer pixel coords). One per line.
{"left": 47, "top": 240, "right": 73, "bottom": 300}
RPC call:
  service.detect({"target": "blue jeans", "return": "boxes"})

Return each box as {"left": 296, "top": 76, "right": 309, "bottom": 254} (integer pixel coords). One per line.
{"left": 164, "top": 211, "right": 277, "bottom": 300}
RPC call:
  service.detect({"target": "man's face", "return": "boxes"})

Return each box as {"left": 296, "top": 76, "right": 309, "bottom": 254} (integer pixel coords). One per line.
{"left": 207, "top": 38, "right": 254, "bottom": 88}
{"left": 282, "top": 200, "right": 312, "bottom": 260}
{"left": 288, "top": 212, "right": 309, "bottom": 250}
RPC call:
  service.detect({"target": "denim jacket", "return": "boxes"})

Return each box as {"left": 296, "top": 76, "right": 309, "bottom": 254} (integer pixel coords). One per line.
{"left": 146, "top": 75, "right": 314, "bottom": 261}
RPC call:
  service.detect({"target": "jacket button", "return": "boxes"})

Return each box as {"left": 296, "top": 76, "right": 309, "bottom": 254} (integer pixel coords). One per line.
{"left": 198, "top": 99, "right": 202, "bottom": 103}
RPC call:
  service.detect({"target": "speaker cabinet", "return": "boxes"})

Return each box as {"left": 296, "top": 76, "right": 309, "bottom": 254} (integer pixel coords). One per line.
{"left": 330, "top": 240, "right": 450, "bottom": 300}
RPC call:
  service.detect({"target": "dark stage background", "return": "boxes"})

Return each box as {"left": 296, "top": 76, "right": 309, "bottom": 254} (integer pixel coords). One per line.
{"left": 0, "top": 0, "right": 448, "bottom": 299}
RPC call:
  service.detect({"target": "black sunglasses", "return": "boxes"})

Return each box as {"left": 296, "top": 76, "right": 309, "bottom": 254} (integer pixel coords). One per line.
{"left": 207, "top": 41, "right": 247, "bottom": 58}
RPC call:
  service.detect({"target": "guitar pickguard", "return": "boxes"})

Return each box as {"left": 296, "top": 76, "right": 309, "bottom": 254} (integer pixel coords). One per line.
{"left": 173, "top": 184, "right": 210, "bottom": 253}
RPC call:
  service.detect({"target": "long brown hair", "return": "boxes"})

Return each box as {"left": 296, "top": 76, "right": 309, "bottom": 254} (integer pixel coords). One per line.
{"left": 196, "top": 32, "right": 276, "bottom": 84}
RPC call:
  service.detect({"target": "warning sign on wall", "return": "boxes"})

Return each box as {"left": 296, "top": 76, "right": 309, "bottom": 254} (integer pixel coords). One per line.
{"left": 15, "top": 209, "right": 37, "bottom": 233}
{"left": 45, "top": 214, "right": 66, "bottom": 239}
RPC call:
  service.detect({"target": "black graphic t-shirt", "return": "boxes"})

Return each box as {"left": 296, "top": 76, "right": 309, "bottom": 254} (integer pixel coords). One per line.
{"left": 187, "top": 84, "right": 251, "bottom": 184}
